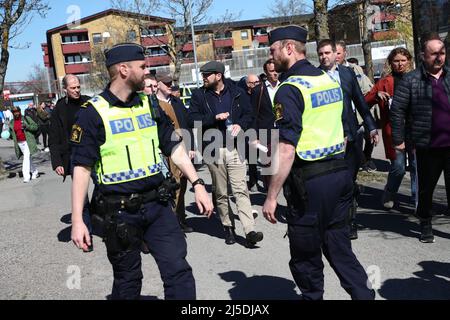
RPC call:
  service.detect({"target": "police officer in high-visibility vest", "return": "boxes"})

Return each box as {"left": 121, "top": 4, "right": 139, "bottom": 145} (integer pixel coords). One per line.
{"left": 262, "top": 26, "right": 375, "bottom": 300}
{"left": 70, "top": 43, "right": 213, "bottom": 300}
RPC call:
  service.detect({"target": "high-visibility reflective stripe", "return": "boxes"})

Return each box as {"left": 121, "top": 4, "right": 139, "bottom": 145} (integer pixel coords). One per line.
{"left": 101, "top": 163, "right": 163, "bottom": 183}
{"left": 297, "top": 142, "right": 345, "bottom": 160}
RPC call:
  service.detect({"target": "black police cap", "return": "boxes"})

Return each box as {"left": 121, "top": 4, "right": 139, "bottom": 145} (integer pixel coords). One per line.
{"left": 104, "top": 43, "right": 145, "bottom": 67}
{"left": 268, "top": 25, "right": 308, "bottom": 45}
{"left": 200, "top": 61, "right": 225, "bottom": 74}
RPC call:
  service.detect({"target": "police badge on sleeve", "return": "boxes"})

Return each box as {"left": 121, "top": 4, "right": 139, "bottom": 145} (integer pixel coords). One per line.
{"left": 70, "top": 124, "right": 83, "bottom": 143}
{"left": 274, "top": 103, "right": 284, "bottom": 121}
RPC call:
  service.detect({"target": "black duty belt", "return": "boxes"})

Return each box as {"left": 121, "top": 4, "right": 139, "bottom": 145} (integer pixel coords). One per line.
{"left": 101, "top": 189, "right": 159, "bottom": 212}
{"left": 297, "top": 159, "right": 348, "bottom": 181}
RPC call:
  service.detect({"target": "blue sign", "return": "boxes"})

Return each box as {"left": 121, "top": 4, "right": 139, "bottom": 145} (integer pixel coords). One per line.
{"left": 311, "top": 88, "right": 342, "bottom": 108}
{"left": 136, "top": 113, "right": 156, "bottom": 129}
{"left": 110, "top": 118, "right": 135, "bottom": 134}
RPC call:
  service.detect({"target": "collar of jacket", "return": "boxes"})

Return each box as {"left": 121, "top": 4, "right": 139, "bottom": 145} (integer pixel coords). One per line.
{"left": 102, "top": 83, "right": 143, "bottom": 107}
{"left": 279, "top": 59, "right": 312, "bottom": 82}
{"left": 204, "top": 78, "right": 242, "bottom": 100}
{"left": 419, "top": 62, "right": 449, "bottom": 79}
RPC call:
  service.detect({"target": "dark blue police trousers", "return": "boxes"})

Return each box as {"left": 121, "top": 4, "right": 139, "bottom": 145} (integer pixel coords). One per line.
{"left": 286, "top": 168, "right": 375, "bottom": 300}
{"left": 106, "top": 201, "right": 195, "bottom": 300}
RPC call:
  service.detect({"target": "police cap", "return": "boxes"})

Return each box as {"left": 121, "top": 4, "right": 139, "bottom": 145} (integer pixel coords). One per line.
{"left": 268, "top": 25, "right": 308, "bottom": 45}
{"left": 200, "top": 61, "right": 225, "bottom": 74}
{"left": 104, "top": 43, "right": 145, "bottom": 67}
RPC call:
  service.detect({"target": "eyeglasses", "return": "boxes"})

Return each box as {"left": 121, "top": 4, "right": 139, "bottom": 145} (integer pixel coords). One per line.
{"left": 248, "top": 81, "right": 261, "bottom": 85}
{"left": 145, "top": 85, "right": 158, "bottom": 88}
{"left": 202, "top": 72, "right": 215, "bottom": 78}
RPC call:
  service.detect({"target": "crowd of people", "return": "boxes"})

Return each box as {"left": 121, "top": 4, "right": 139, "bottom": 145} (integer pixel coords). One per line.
{"left": 1, "top": 26, "right": 448, "bottom": 300}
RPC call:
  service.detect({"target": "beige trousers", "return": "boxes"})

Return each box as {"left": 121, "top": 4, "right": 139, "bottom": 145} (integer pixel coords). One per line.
{"left": 207, "top": 148, "right": 255, "bottom": 234}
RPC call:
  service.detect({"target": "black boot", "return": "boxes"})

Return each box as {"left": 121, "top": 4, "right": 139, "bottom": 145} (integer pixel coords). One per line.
{"left": 245, "top": 231, "right": 263, "bottom": 248}
{"left": 224, "top": 226, "right": 236, "bottom": 245}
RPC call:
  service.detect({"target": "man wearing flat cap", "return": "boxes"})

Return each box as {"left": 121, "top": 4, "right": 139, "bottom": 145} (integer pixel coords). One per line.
{"left": 70, "top": 43, "right": 213, "bottom": 300}
{"left": 262, "top": 26, "right": 375, "bottom": 300}
{"left": 188, "top": 60, "right": 263, "bottom": 248}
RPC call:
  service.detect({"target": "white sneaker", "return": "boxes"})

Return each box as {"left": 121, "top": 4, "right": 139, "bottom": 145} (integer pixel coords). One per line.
{"left": 31, "top": 170, "right": 40, "bottom": 180}
{"left": 23, "top": 179, "right": 30, "bottom": 183}
{"left": 44, "top": 147, "right": 50, "bottom": 152}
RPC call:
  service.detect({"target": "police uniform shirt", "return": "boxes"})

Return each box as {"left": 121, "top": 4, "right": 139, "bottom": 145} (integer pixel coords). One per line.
{"left": 71, "top": 86, "right": 181, "bottom": 195}
{"left": 274, "top": 59, "right": 324, "bottom": 147}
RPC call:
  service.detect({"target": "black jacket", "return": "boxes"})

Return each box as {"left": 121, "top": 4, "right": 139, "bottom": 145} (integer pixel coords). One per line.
{"left": 48, "top": 95, "right": 90, "bottom": 177}
{"left": 391, "top": 64, "right": 450, "bottom": 148}
{"left": 250, "top": 82, "right": 276, "bottom": 132}
{"left": 336, "top": 65, "right": 377, "bottom": 141}
{"left": 188, "top": 79, "right": 254, "bottom": 149}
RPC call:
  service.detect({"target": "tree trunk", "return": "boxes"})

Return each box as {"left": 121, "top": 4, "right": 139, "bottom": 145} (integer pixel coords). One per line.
{"left": 0, "top": 24, "right": 11, "bottom": 179}
{"left": 313, "top": 0, "right": 329, "bottom": 42}
{"left": 361, "top": 0, "right": 374, "bottom": 82}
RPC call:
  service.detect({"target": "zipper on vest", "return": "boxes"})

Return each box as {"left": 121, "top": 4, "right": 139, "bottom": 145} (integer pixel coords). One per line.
{"left": 151, "top": 139, "right": 157, "bottom": 164}
{"left": 125, "top": 145, "right": 133, "bottom": 170}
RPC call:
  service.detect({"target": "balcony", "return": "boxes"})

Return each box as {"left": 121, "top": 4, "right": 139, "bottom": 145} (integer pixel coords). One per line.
{"left": 145, "top": 55, "right": 171, "bottom": 67}
{"left": 64, "top": 62, "right": 91, "bottom": 74}
{"left": 141, "top": 35, "right": 169, "bottom": 47}
{"left": 372, "top": 30, "right": 398, "bottom": 41}
{"left": 43, "top": 55, "right": 50, "bottom": 67}
{"left": 181, "top": 57, "right": 194, "bottom": 64}
{"left": 213, "top": 38, "right": 234, "bottom": 48}
{"left": 41, "top": 43, "right": 48, "bottom": 55}
{"left": 253, "top": 34, "right": 269, "bottom": 44}
{"left": 62, "top": 41, "right": 91, "bottom": 55}
{"left": 182, "top": 43, "right": 193, "bottom": 52}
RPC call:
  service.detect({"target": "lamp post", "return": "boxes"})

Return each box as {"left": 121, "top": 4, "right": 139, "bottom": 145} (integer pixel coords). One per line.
{"left": 189, "top": 0, "right": 201, "bottom": 88}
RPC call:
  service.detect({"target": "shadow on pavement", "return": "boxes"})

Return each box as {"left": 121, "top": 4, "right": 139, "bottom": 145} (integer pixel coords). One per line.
{"left": 61, "top": 213, "right": 71, "bottom": 224}
{"left": 356, "top": 185, "right": 450, "bottom": 240}
{"left": 378, "top": 261, "right": 450, "bottom": 299}
{"left": 57, "top": 226, "right": 71, "bottom": 242}
{"left": 186, "top": 215, "right": 227, "bottom": 240}
{"left": 218, "top": 270, "right": 300, "bottom": 300}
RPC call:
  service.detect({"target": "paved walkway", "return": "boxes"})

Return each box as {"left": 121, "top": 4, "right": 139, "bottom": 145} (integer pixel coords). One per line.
{"left": 0, "top": 138, "right": 449, "bottom": 300}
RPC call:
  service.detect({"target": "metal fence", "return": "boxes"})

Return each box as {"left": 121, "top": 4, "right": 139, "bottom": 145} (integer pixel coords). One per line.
{"left": 74, "top": 39, "right": 407, "bottom": 96}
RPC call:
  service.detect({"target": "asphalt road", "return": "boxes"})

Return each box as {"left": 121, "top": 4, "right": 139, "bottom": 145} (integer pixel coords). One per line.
{"left": 0, "top": 138, "right": 449, "bottom": 300}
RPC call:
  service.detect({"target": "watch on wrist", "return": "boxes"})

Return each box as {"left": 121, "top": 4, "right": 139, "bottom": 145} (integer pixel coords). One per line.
{"left": 192, "top": 178, "right": 205, "bottom": 187}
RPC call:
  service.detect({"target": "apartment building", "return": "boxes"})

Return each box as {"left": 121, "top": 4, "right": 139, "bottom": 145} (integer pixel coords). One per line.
{"left": 329, "top": 0, "right": 413, "bottom": 44}
{"left": 42, "top": 9, "right": 175, "bottom": 82}
{"left": 177, "top": 15, "right": 314, "bottom": 63}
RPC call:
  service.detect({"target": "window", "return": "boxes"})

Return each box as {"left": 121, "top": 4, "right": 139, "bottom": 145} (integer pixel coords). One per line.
{"left": 126, "top": 30, "right": 136, "bottom": 41}
{"left": 145, "top": 46, "right": 168, "bottom": 56}
{"left": 253, "top": 27, "right": 268, "bottom": 35}
{"left": 214, "top": 31, "right": 232, "bottom": 39}
{"left": 141, "top": 26, "right": 166, "bottom": 37}
{"left": 241, "top": 30, "right": 248, "bottom": 40}
{"left": 61, "top": 33, "right": 88, "bottom": 43}
{"left": 242, "top": 46, "right": 250, "bottom": 50}
{"left": 92, "top": 33, "right": 102, "bottom": 44}
{"left": 64, "top": 53, "right": 91, "bottom": 64}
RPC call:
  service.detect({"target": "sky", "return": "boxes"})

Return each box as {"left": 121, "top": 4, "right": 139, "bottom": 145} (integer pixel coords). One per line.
{"left": 5, "top": 0, "right": 323, "bottom": 82}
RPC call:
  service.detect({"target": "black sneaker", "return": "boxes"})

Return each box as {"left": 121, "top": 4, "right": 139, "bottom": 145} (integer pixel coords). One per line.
{"left": 419, "top": 222, "right": 435, "bottom": 243}
{"left": 245, "top": 231, "right": 263, "bottom": 248}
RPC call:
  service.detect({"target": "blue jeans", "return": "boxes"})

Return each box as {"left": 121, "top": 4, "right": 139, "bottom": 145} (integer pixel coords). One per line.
{"left": 385, "top": 149, "right": 417, "bottom": 202}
